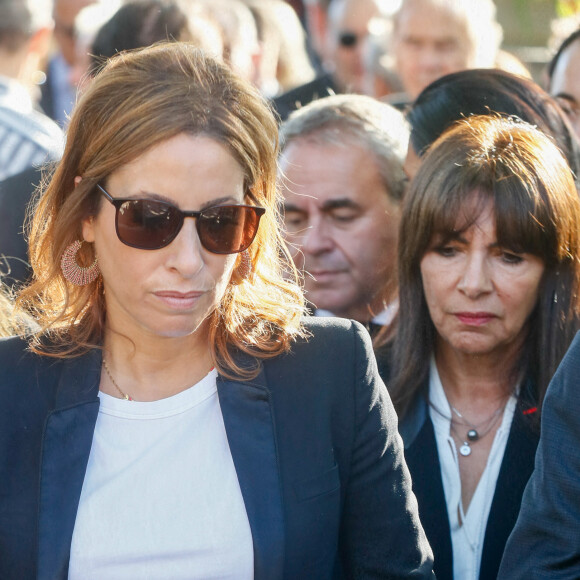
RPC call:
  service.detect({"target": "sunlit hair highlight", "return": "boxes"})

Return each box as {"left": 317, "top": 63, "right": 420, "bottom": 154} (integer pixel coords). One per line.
{"left": 18, "top": 43, "right": 305, "bottom": 379}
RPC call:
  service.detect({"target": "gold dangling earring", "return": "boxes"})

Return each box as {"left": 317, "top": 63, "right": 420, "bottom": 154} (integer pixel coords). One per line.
{"left": 61, "top": 240, "right": 100, "bottom": 286}
{"left": 237, "top": 250, "right": 252, "bottom": 279}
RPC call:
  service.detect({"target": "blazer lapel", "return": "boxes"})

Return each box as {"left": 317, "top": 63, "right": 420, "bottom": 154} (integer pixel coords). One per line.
{"left": 37, "top": 350, "right": 101, "bottom": 580}
{"left": 217, "top": 363, "right": 285, "bottom": 580}
{"left": 405, "top": 412, "right": 454, "bottom": 580}
{"left": 480, "top": 388, "right": 539, "bottom": 580}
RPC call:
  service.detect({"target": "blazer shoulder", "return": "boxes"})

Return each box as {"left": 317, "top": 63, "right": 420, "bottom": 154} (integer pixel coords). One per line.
{"left": 0, "top": 334, "right": 32, "bottom": 363}
{"left": 0, "top": 335, "right": 63, "bottom": 384}
{"left": 297, "top": 316, "right": 371, "bottom": 350}
{"left": 262, "top": 317, "right": 375, "bottom": 388}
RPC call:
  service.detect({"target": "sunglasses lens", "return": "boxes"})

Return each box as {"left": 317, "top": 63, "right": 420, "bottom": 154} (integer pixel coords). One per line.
{"left": 198, "top": 206, "right": 263, "bottom": 254}
{"left": 339, "top": 32, "right": 357, "bottom": 47}
{"left": 116, "top": 199, "right": 181, "bottom": 249}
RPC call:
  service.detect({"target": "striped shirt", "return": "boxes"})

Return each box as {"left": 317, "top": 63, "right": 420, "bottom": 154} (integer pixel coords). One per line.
{"left": 0, "top": 75, "right": 63, "bottom": 181}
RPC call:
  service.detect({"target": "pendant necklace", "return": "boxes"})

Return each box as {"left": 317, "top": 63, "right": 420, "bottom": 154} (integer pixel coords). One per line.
{"left": 449, "top": 403, "right": 506, "bottom": 456}
{"left": 429, "top": 399, "right": 507, "bottom": 457}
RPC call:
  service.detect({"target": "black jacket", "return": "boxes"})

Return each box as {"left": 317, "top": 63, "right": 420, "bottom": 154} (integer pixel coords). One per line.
{"left": 399, "top": 380, "right": 539, "bottom": 580}
{"left": 0, "top": 317, "right": 434, "bottom": 579}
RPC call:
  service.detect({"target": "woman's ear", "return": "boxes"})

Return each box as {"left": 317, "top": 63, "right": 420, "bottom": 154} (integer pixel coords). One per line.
{"left": 76, "top": 176, "right": 96, "bottom": 242}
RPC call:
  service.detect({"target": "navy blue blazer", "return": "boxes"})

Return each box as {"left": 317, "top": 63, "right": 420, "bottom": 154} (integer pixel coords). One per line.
{"left": 399, "top": 382, "right": 539, "bottom": 580}
{"left": 0, "top": 317, "right": 434, "bottom": 580}
{"left": 498, "top": 331, "right": 580, "bottom": 579}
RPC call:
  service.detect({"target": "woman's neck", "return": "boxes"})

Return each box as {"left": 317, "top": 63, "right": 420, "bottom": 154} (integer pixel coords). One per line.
{"left": 101, "top": 324, "right": 214, "bottom": 402}
{"left": 434, "top": 341, "right": 520, "bottom": 407}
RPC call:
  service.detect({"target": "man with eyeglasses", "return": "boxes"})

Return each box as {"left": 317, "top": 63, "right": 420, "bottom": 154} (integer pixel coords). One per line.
{"left": 273, "top": 0, "right": 391, "bottom": 121}
{"left": 547, "top": 27, "right": 580, "bottom": 139}
{"left": 279, "top": 94, "right": 408, "bottom": 337}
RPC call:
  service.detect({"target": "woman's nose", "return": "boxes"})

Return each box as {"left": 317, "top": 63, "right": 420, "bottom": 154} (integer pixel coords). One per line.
{"left": 457, "top": 253, "right": 493, "bottom": 298}
{"left": 165, "top": 218, "right": 204, "bottom": 277}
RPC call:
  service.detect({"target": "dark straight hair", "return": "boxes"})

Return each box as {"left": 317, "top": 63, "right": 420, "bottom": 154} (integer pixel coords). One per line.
{"left": 390, "top": 115, "right": 580, "bottom": 420}
{"left": 406, "top": 68, "right": 580, "bottom": 184}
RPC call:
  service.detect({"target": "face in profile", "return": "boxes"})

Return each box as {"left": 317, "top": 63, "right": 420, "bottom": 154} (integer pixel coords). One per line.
{"left": 82, "top": 133, "right": 243, "bottom": 343}
{"left": 280, "top": 138, "right": 400, "bottom": 322}
{"left": 419, "top": 197, "right": 545, "bottom": 360}
{"left": 550, "top": 39, "right": 580, "bottom": 139}
{"left": 393, "top": 1, "right": 473, "bottom": 99}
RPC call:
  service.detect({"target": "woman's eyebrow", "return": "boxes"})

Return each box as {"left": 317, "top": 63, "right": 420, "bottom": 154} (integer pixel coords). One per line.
{"left": 123, "top": 191, "right": 240, "bottom": 209}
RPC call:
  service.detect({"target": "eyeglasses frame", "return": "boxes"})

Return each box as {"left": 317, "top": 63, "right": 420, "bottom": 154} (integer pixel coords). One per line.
{"left": 96, "top": 183, "right": 265, "bottom": 254}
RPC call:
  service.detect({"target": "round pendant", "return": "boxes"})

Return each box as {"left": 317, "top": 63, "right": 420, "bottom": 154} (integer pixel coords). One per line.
{"left": 467, "top": 429, "right": 479, "bottom": 441}
{"left": 459, "top": 443, "right": 472, "bottom": 456}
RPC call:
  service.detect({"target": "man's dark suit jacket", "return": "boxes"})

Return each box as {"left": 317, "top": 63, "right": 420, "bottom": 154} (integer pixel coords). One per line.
{"left": 397, "top": 378, "right": 539, "bottom": 580}
{"left": 498, "top": 331, "right": 580, "bottom": 579}
{"left": 0, "top": 165, "right": 44, "bottom": 287}
{"left": 0, "top": 317, "right": 434, "bottom": 579}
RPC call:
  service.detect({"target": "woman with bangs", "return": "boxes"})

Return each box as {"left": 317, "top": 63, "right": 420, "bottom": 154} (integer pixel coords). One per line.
{"left": 0, "top": 43, "right": 434, "bottom": 578}
{"left": 384, "top": 114, "right": 580, "bottom": 580}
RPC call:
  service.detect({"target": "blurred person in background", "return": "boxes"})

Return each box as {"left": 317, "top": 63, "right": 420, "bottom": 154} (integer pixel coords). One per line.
{"left": 547, "top": 27, "right": 580, "bottom": 138}
{"left": 196, "top": 0, "right": 260, "bottom": 85}
{"left": 279, "top": 94, "right": 408, "bottom": 335}
{"left": 0, "top": 0, "right": 63, "bottom": 181}
{"left": 273, "top": 0, "right": 391, "bottom": 121}
{"left": 72, "top": 0, "right": 200, "bottom": 89}
{"left": 40, "top": 0, "right": 96, "bottom": 125}
{"left": 242, "top": 0, "right": 315, "bottom": 98}
{"left": 384, "top": 114, "right": 580, "bottom": 580}
{"left": 68, "top": 0, "right": 121, "bottom": 93}
{"left": 390, "top": 0, "right": 502, "bottom": 104}
{"left": 0, "top": 166, "right": 44, "bottom": 287}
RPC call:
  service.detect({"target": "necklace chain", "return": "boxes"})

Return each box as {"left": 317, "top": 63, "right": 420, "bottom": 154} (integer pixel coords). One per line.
{"left": 429, "top": 398, "right": 508, "bottom": 457}
{"left": 102, "top": 359, "right": 133, "bottom": 401}
{"left": 450, "top": 402, "right": 504, "bottom": 431}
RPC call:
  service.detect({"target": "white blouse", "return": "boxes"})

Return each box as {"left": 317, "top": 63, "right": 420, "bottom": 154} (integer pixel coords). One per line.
{"left": 68, "top": 369, "right": 253, "bottom": 579}
{"left": 428, "top": 358, "right": 517, "bottom": 580}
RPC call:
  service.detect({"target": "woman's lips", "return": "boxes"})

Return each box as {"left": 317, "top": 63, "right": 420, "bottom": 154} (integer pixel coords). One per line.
{"left": 455, "top": 312, "right": 496, "bottom": 326}
{"left": 154, "top": 291, "right": 203, "bottom": 310}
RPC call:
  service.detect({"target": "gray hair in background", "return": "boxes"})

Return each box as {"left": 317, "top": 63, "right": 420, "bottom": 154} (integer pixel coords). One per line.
{"left": 0, "top": 0, "right": 53, "bottom": 50}
{"left": 279, "top": 94, "right": 410, "bottom": 202}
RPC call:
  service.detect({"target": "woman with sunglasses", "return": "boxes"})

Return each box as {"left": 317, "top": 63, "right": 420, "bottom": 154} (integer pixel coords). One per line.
{"left": 0, "top": 43, "right": 433, "bottom": 578}
{"left": 381, "top": 114, "right": 580, "bottom": 580}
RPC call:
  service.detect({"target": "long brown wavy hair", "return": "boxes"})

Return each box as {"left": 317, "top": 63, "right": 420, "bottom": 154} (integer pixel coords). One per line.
{"left": 390, "top": 115, "right": 580, "bottom": 419}
{"left": 18, "top": 42, "right": 306, "bottom": 379}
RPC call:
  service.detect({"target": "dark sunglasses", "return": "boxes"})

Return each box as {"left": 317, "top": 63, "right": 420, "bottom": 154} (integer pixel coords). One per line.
{"left": 97, "top": 184, "right": 265, "bottom": 254}
{"left": 338, "top": 31, "right": 358, "bottom": 48}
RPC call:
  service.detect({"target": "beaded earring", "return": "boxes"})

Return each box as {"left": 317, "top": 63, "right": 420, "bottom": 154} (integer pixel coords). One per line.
{"left": 237, "top": 250, "right": 252, "bottom": 279}
{"left": 60, "top": 240, "right": 100, "bottom": 286}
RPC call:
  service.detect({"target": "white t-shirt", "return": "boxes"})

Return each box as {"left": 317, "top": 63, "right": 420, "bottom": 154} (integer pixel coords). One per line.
{"left": 428, "top": 358, "right": 516, "bottom": 580}
{"left": 68, "top": 369, "right": 254, "bottom": 580}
